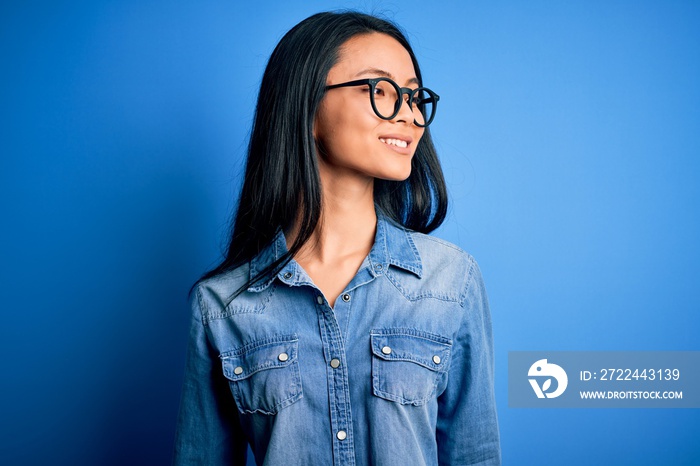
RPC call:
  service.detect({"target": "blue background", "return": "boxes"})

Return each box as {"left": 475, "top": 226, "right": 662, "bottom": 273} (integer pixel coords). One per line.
{"left": 2, "top": 1, "right": 698, "bottom": 464}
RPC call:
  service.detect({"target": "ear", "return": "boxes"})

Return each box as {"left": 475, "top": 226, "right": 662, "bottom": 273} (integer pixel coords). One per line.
{"left": 314, "top": 135, "right": 328, "bottom": 160}
{"left": 311, "top": 110, "right": 320, "bottom": 141}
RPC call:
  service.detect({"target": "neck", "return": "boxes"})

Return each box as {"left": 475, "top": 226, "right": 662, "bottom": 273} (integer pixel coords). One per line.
{"left": 287, "top": 161, "right": 378, "bottom": 264}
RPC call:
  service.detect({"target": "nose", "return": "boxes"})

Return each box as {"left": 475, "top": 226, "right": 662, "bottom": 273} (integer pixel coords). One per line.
{"left": 394, "top": 90, "right": 415, "bottom": 124}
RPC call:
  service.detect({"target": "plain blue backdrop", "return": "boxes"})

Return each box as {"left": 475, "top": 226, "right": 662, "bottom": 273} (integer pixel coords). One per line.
{"left": 2, "top": 1, "right": 699, "bottom": 464}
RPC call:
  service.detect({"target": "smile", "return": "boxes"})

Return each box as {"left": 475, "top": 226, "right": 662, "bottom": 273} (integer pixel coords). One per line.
{"left": 378, "top": 137, "right": 409, "bottom": 148}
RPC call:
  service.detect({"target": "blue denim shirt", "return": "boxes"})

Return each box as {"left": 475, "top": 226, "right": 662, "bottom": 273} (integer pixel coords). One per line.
{"left": 174, "top": 215, "right": 501, "bottom": 465}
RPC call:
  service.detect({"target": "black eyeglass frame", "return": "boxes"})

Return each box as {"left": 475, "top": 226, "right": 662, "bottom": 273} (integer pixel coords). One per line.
{"left": 325, "top": 77, "right": 440, "bottom": 127}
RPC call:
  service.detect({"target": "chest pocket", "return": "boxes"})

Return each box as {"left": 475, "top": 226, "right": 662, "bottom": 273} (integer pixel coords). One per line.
{"left": 221, "top": 335, "right": 302, "bottom": 415}
{"left": 370, "top": 329, "right": 452, "bottom": 406}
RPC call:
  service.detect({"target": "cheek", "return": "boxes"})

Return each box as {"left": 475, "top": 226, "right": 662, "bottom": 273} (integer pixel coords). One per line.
{"left": 315, "top": 102, "right": 375, "bottom": 153}
{"left": 314, "top": 101, "right": 344, "bottom": 146}
{"left": 416, "top": 126, "right": 426, "bottom": 142}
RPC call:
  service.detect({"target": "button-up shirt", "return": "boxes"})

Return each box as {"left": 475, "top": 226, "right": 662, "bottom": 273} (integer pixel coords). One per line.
{"left": 174, "top": 215, "right": 501, "bottom": 465}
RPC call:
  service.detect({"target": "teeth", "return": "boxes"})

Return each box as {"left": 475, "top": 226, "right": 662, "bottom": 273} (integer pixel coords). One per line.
{"left": 379, "top": 138, "right": 408, "bottom": 148}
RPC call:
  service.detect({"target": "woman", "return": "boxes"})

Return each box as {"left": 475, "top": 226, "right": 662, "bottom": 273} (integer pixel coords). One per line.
{"left": 174, "top": 11, "right": 501, "bottom": 466}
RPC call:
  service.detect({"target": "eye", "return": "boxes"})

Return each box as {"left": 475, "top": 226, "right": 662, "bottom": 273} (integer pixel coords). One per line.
{"left": 412, "top": 90, "right": 430, "bottom": 106}
{"left": 360, "top": 85, "right": 383, "bottom": 96}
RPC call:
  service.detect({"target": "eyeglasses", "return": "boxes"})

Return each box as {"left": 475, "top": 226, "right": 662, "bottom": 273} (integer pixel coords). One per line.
{"left": 325, "top": 77, "right": 440, "bottom": 127}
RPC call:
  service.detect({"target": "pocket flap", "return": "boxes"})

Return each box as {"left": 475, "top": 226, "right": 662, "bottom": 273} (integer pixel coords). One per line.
{"left": 370, "top": 330, "right": 451, "bottom": 372}
{"left": 221, "top": 336, "right": 298, "bottom": 382}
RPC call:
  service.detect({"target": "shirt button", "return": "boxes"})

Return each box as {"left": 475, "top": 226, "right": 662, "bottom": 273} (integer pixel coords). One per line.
{"left": 278, "top": 352, "right": 289, "bottom": 362}
{"left": 283, "top": 272, "right": 292, "bottom": 279}
{"left": 316, "top": 295, "right": 324, "bottom": 305}
{"left": 330, "top": 358, "right": 341, "bottom": 368}
{"left": 381, "top": 346, "right": 392, "bottom": 355}
{"left": 336, "top": 430, "right": 347, "bottom": 441}
{"left": 233, "top": 366, "right": 243, "bottom": 375}
{"left": 432, "top": 355, "right": 441, "bottom": 364}
{"left": 341, "top": 293, "right": 351, "bottom": 302}
{"left": 374, "top": 264, "right": 383, "bottom": 270}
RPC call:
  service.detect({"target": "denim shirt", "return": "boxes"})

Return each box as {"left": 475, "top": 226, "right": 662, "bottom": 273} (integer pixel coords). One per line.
{"left": 174, "top": 215, "right": 501, "bottom": 465}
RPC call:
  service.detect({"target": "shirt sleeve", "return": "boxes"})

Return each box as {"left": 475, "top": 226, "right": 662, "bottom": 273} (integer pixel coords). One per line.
{"left": 436, "top": 257, "right": 501, "bottom": 465}
{"left": 173, "top": 286, "right": 249, "bottom": 465}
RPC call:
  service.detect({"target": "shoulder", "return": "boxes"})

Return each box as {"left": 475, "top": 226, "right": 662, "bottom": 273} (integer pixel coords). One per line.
{"left": 389, "top": 229, "right": 484, "bottom": 306}
{"left": 193, "top": 263, "right": 271, "bottom": 323}
{"left": 410, "top": 231, "right": 475, "bottom": 266}
{"left": 411, "top": 231, "right": 482, "bottom": 284}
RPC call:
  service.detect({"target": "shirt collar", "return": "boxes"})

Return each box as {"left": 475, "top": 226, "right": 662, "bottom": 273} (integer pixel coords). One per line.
{"left": 367, "top": 213, "right": 423, "bottom": 279}
{"left": 247, "top": 213, "right": 423, "bottom": 293}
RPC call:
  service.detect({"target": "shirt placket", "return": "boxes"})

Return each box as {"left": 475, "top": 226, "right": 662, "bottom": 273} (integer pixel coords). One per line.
{"left": 315, "top": 293, "right": 356, "bottom": 466}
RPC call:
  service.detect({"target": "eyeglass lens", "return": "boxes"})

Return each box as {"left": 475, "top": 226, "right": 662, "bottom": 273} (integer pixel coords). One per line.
{"left": 371, "top": 79, "right": 436, "bottom": 127}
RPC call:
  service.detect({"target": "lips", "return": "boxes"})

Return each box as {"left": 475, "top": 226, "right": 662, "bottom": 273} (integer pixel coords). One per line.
{"left": 378, "top": 134, "right": 413, "bottom": 151}
{"left": 379, "top": 137, "right": 408, "bottom": 148}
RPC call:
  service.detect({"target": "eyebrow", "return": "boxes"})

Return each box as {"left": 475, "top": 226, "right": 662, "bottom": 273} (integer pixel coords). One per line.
{"left": 354, "top": 67, "right": 420, "bottom": 86}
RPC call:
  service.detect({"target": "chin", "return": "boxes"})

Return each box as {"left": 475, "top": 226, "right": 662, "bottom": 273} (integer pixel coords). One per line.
{"left": 375, "top": 166, "right": 412, "bottom": 182}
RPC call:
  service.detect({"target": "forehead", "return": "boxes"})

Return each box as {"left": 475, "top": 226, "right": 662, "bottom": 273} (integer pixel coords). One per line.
{"left": 330, "top": 33, "right": 417, "bottom": 83}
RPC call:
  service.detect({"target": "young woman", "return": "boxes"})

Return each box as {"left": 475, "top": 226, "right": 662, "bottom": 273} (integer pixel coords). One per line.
{"left": 174, "top": 11, "right": 501, "bottom": 466}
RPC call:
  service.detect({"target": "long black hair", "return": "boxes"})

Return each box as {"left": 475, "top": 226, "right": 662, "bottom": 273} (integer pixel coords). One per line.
{"left": 198, "top": 11, "right": 448, "bottom": 297}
